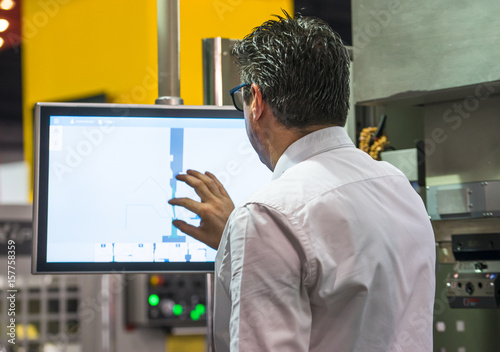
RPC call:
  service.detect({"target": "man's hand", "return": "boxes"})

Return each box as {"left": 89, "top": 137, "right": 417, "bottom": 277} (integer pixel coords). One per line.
{"left": 168, "top": 170, "right": 235, "bottom": 250}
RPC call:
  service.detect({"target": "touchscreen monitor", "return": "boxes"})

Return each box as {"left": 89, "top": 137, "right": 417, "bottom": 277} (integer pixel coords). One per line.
{"left": 32, "top": 103, "right": 271, "bottom": 273}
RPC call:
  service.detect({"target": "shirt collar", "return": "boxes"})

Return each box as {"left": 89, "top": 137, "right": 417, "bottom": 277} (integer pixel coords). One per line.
{"left": 272, "top": 126, "right": 355, "bottom": 180}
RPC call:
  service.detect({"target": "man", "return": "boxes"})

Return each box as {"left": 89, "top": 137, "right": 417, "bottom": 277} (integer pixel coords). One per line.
{"left": 169, "top": 12, "right": 436, "bottom": 352}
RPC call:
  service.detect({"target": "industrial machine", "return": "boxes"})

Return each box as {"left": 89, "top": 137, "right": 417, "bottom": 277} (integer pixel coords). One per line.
{"left": 443, "top": 233, "right": 500, "bottom": 309}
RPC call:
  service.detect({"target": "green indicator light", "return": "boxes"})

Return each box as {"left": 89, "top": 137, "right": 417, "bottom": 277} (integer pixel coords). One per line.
{"left": 173, "top": 304, "right": 183, "bottom": 316}
{"left": 148, "top": 294, "right": 160, "bottom": 306}
{"left": 195, "top": 304, "right": 206, "bottom": 315}
{"left": 190, "top": 310, "right": 201, "bottom": 321}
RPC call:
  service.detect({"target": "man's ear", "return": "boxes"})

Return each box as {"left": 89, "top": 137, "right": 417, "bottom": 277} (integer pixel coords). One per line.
{"left": 250, "top": 83, "right": 264, "bottom": 121}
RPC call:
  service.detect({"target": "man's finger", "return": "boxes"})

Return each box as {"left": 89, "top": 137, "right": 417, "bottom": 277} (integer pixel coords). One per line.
{"left": 168, "top": 197, "right": 202, "bottom": 215}
{"left": 172, "top": 220, "right": 218, "bottom": 250}
{"left": 186, "top": 169, "right": 223, "bottom": 198}
{"left": 205, "top": 171, "right": 230, "bottom": 198}
{"left": 176, "top": 173, "right": 215, "bottom": 201}
{"left": 172, "top": 219, "right": 202, "bottom": 241}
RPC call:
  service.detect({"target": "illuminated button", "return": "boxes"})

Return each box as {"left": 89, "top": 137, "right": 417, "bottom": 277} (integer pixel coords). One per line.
{"left": 150, "top": 275, "right": 160, "bottom": 286}
{"left": 196, "top": 303, "right": 206, "bottom": 315}
{"left": 189, "top": 304, "right": 206, "bottom": 320}
{"left": 173, "top": 304, "right": 183, "bottom": 316}
{"left": 490, "top": 274, "right": 497, "bottom": 279}
{"left": 0, "top": 1, "right": 15, "bottom": 11}
{"left": 148, "top": 294, "right": 160, "bottom": 306}
{"left": 150, "top": 275, "right": 165, "bottom": 286}
{"left": 190, "top": 310, "right": 201, "bottom": 321}
{"left": 0, "top": 19, "right": 8, "bottom": 32}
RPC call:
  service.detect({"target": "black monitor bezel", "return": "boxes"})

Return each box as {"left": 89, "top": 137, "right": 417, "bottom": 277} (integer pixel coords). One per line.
{"left": 33, "top": 102, "right": 244, "bottom": 274}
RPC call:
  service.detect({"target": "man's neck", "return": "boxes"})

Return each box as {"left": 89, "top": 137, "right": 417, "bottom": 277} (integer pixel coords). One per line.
{"left": 268, "top": 124, "right": 338, "bottom": 170}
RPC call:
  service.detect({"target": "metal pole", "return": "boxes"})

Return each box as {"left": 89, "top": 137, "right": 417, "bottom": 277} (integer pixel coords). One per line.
{"left": 156, "top": 0, "right": 183, "bottom": 105}
{"left": 202, "top": 38, "right": 240, "bottom": 106}
{"left": 155, "top": 4, "right": 214, "bottom": 351}
{"left": 205, "top": 272, "right": 215, "bottom": 352}
{"left": 101, "top": 275, "right": 112, "bottom": 352}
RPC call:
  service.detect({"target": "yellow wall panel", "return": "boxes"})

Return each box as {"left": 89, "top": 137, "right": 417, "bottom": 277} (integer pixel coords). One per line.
{"left": 22, "top": 0, "right": 293, "bottom": 194}
{"left": 22, "top": 0, "right": 158, "bottom": 105}
{"left": 22, "top": 0, "right": 159, "bottom": 190}
{"left": 179, "top": 0, "right": 294, "bottom": 105}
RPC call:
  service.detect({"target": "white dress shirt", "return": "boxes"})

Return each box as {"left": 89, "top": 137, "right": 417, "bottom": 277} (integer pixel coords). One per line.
{"left": 214, "top": 126, "right": 436, "bottom": 352}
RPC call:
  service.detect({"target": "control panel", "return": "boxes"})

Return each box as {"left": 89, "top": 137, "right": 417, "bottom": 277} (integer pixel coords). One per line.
{"left": 445, "top": 272, "right": 500, "bottom": 308}
{"left": 126, "top": 273, "right": 207, "bottom": 329}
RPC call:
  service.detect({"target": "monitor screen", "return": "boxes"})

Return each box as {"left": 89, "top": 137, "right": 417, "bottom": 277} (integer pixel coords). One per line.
{"left": 33, "top": 103, "right": 272, "bottom": 273}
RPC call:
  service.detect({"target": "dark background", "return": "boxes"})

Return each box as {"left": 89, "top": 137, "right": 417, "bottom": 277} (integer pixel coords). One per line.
{"left": 295, "top": 0, "right": 352, "bottom": 46}
{"left": 0, "top": 0, "right": 23, "bottom": 163}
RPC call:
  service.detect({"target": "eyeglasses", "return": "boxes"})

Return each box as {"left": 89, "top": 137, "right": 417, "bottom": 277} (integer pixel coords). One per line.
{"left": 229, "top": 83, "right": 251, "bottom": 111}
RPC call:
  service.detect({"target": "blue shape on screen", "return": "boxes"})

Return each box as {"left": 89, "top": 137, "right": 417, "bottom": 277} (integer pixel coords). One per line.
{"left": 170, "top": 128, "right": 184, "bottom": 192}
{"left": 162, "top": 235, "right": 186, "bottom": 243}
{"left": 165, "top": 128, "right": 187, "bottom": 243}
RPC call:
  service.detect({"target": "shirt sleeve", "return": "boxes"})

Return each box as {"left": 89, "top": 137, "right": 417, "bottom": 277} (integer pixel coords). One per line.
{"left": 227, "top": 203, "right": 312, "bottom": 352}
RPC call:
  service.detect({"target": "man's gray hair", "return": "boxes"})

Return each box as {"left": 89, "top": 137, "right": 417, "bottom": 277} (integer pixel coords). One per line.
{"left": 232, "top": 11, "right": 350, "bottom": 128}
